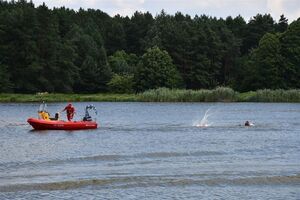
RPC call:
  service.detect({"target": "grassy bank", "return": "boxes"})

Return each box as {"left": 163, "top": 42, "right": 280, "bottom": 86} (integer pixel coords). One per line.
{"left": 0, "top": 93, "right": 137, "bottom": 103}
{"left": 138, "top": 87, "right": 300, "bottom": 102}
{"left": 1, "top": 87, "right": 300, "bottom": 103}
{"left": 138, "top": 87, "right": 238, "bottom": 102}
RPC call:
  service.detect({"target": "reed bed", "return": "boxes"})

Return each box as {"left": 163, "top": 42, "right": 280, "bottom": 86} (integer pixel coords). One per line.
{"left": 1, "top": 88, "right": 299, "bottom": 102}
{"left": 138, "top": 87, "right": 300, "bottom": 102}
{"left": 137, "top": 87, "right": 238, "bottom": 102}
{"left": 242, "top": 89, "right": 300, "bottom": 102}
{"left": 0, "top": 93, "right": 137, "bottom": 103}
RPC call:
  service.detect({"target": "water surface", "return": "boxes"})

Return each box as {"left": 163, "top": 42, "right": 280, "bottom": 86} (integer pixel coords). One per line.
{"left": 0, "top": 102, "right": 299, "bottom": 199}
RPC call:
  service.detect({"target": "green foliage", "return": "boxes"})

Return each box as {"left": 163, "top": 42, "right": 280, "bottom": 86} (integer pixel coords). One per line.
{"left": 225, "top": 15, "right": 246, "bottom": 38}
{"left": 280, "top": 19, "right": 300, "bottom": 89}
{"left": 138, "top": 87, "right": 238, "bottom": 102}
{"left": 0, "top": 2, "right": 41, "bottom": 92}
{"left": 108, "top": 50, "right": 138, "bottom": 75}
{"left": 242, "top": 14, "right": 275, "bottom": 54}
{"left": 138, "top": 87, "right": 300, "bottom": 102}
{"left": 124, "top": 11, "right": 154, "bottom": 55}
{"left": 0, "top": 93, "right": 137, "bottom": 102}
{"left": 68, "top": 25, "right": 112, "bottom": 93}
{"left": 134, "top": 46, "right": 183, "bottom": 91}
{"left": 244, "top": 89, "right": 300, "bottom": 102}
{"left": 108, "top": 74, "right": 134, "bottom": 93}
{"left": 240, "top": 33, "right": 284, "bottom": 90}
{"left": 0, "top": 88, "right": 299, "bottom": 103}
{"left": 0, "top": 1, "right": 299, "bottom": 94}
{"left": 0, "top": 64, "right": 12, "bottom": 92}
{"left": 276, "top": 14, "right": 288, "bottom": 32}
{"left": 105, "top": 20, "right": 126, "bottom": 55}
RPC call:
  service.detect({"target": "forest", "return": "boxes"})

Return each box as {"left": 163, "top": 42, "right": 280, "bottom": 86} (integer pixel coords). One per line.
{"left": 0, "top": 0, "right": 299, "bottom": 94}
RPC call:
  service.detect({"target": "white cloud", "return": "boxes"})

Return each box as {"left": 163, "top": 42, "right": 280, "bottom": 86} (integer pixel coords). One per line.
{"left": 267, "top": 0, "right": 300, "bottom": 21}
{"left": 108, "top": 0, "right": 145, "bottom": 16}
{"left": 267, "top": 0, "right": 282, "bottom": 14}
{"left": 31, "top": 0, "right": 300, "bottom": 20}
{"left": 36, "top": 0, "right": 146, "bottom": 16}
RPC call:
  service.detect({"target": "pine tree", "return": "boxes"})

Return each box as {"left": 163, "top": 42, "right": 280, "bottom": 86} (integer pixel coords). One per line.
{"left": 280, "top": 19, "right": 300, "bottom": 88}
{"left": 243, "top": 14, "right": 275, "bottom": 54}
{"left": 0, "top": 64, "right": 12, "bottom": 92}
{"left": 276, "top": 14, "right": 288, "bottom": 33}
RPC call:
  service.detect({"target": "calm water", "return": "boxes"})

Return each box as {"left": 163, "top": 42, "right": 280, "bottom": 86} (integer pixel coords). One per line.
{"left": 0, "top": 102, "right": 299, "bottom": 199}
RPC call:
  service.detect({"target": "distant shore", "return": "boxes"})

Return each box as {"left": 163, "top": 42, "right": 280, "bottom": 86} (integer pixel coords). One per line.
{"left": 1, "top": 87, "right": 300, "bottom": 103}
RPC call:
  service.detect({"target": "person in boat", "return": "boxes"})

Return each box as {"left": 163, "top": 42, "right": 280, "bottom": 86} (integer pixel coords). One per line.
{"left": 49, "top": 113, "right": 60, "bottom": 121}
{"left": 62, "top": 103, "right": 75, "bottom": 121}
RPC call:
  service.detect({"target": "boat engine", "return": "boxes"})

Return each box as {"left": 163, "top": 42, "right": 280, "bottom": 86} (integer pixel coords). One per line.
{"left": 83, "top": 105, "right": 97, "bottom": 121}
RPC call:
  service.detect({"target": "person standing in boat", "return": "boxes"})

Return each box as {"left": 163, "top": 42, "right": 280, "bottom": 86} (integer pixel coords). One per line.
{"left": 62, "top": 103, "right": 75, "bottom": 121}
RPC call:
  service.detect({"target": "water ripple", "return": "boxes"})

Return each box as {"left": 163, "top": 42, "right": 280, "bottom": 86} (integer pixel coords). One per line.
{"left": 0, "top": 150, "right": 224, "bottom": 170}
{"left": 1, "top": 174, "right": 299, "bottom": 192}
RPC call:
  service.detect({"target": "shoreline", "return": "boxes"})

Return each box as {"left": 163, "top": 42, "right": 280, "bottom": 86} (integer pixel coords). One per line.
{"left": 1, "top": 88, "right": 300, "bottom": 103}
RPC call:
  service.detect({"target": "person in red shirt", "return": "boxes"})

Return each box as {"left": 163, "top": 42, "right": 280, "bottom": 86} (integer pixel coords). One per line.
{"left": 62, "top": 103, "right": 75, "bottom": 121}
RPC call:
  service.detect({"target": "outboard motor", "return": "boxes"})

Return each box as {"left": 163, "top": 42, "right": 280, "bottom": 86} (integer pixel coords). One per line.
{"left": 83, "top": 105, "right": 97, "bottom": 121}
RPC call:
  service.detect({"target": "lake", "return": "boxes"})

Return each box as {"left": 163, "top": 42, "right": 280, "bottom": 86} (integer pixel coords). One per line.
{"left": 0, "top": 102, "right": 299, "bottom": 199}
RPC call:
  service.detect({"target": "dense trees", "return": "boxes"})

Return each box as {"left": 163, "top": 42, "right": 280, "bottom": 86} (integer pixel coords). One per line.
{"left": 0, "top": 64, "right": 11, "bottom": 92}
{"left": 134, "top": 46, "right": 182, "bottom": 91}
{"left": 239, "top": 33, "right": 283, "bottom": 91}
{"left": 280, "top": 19, "right": 300, "bottom": 88}
{"left": 0, "top": 0, "right": 299, "bottom": 93}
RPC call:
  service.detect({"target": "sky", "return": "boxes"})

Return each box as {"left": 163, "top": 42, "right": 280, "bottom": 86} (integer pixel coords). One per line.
{"left": 31, "top": 0, "right": 300, "bottom": 22}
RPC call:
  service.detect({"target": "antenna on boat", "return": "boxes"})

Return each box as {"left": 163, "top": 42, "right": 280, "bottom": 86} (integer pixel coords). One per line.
{"left": 39, "top": 101, "right": 47, "bottom": 112}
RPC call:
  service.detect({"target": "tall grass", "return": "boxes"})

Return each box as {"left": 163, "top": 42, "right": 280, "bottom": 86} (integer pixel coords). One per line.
{"left": 241, "top": 89, "right": 300, "bottom": 102}
{"left": 1, "top": 88, "right": 299, "bottom": 103}
{"left": 137, "top": 87, "right": 238, "bottom": 102}
{"left": 138, "top": 87, "right": 300, "bottom": 102}
{"left": 0, "top": 93, "right": 137, "bottom": 103}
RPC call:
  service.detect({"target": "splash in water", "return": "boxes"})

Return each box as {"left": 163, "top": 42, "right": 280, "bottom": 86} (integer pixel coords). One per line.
{"left": 194, "top": 108, "right": 214, "bottom": 127}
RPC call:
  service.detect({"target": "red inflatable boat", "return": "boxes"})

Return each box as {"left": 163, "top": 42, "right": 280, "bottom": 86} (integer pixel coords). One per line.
{"left": 27, "top": 118, "right": 98, "bottom": 130}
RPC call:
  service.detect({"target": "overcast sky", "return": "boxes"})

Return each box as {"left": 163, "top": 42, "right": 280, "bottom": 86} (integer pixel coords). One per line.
{"left": 32, "top": 0, "right": 300, "bottom": 22}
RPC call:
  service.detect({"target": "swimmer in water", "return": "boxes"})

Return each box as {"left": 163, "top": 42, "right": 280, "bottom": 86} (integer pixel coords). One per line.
{"left": 245, "top": 121, "right": 254, "bottom": 126}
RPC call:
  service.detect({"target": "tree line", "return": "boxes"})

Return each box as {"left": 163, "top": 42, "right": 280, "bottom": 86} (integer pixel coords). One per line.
{"left": 0, "top": 0, "right": 299, "bottom": 93}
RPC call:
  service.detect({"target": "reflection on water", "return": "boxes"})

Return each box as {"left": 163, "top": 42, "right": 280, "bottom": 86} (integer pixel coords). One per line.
{"left": 0, "top": 102, "right": 299, "bottom": 199}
